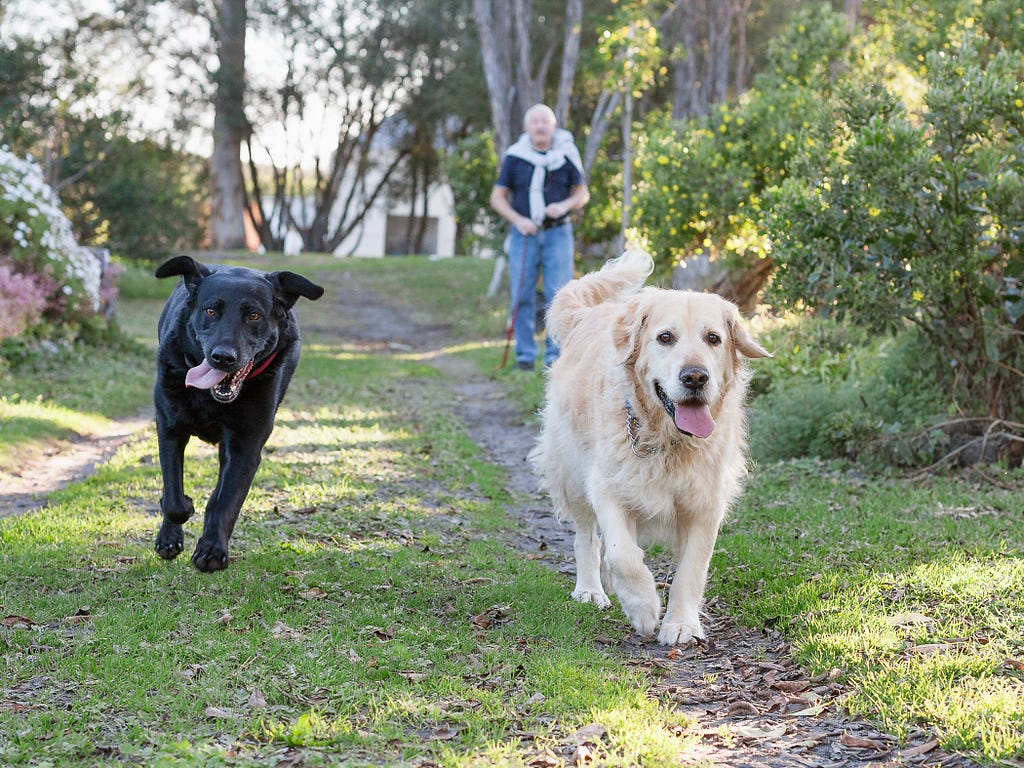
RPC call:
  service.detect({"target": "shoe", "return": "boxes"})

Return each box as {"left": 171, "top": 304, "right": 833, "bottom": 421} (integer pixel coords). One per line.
{"left": 515, "top": 361, "right": 535, "bottom": 371}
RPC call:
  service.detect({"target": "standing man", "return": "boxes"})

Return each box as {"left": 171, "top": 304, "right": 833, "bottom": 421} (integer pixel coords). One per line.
{"left": 490, "top": 104, "right": 589, "bottom": 371}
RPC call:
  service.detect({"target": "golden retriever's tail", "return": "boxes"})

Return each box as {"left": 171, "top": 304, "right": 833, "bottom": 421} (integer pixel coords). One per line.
{"left": 547, "top": 249, "right": 654, "bottom": 343}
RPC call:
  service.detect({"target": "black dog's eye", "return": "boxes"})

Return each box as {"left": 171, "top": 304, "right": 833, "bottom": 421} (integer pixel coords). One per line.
{"left": 205, "top": 307, "right": 216, "bottom": 317}
{"left": 706, "top": 331, "right": 722, "bottom": 346}
{"left": 656, "top": 331, "right": 675, "bottom": 345}
{"left": 248, "top": 312, "right": 261, "bottom": 321}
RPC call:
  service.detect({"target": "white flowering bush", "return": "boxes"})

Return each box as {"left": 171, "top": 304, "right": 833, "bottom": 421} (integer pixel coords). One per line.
{"left": 0, "top": 146, "right": 102, "bottom": 338}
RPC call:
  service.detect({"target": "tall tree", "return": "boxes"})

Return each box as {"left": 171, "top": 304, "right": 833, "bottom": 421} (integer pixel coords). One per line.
{"left": 209, "top": 0, "right": 247, "bottom": 251}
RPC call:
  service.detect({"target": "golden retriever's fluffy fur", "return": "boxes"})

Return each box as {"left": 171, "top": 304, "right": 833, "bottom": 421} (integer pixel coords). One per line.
{"left": 530, "top": 250, "right": 770, "bottom": 645}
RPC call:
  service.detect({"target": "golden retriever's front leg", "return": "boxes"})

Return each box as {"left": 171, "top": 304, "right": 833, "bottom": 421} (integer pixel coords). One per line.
{"left": 589, "top": 486, "right": 661, "bottom": 638}
{"left": 659, "top": 518, "right": 718, "bottom": 645}
{"left": 570, "top": 512, "right": 611, "bottom": 608}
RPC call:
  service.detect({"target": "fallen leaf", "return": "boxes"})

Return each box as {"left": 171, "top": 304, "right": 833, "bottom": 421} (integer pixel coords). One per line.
{"left": 785, "top": 701, "right": 830, "bottom": 717}
{"left": 178, "top": 664, "right": 204, "bottom": 681}
{"left": 571, "top": 743, "right": 595, "bottom": 764}
{"left": 840, "top": 733, "right": 889, "bottom": 750}
{"left": 725, "top": 700, "right": 760, "bottom": 716}
{"left": 247, "top": 688, "right": 267, "bottom": 709}
{"left": 299, "top": 588, "right": 326, "bottom": 600}
{"left": 204, "top": 705, "right": 234, "bottom": 719}
{"left": 429, "top": 725, "right": 459, "bottom": 740}
{"left": 909, "top": 643, "right": 953, "bottom": 655}
{"left": 572, "top": 723, "right": 607, "bottom": 744}
{"left": 899, "top": 738, "right": 938, "bottom": 758}
{"left": 733, "top": 723, "right": 787, "bottom": 741}
{"left": 215, "top": 609, "right": 233, "bottom": 625}
{"left": 3, "top": 615, "right": 36, "bottom": 628}
{"left": 1003, "top": 657, "right": 1024, "bottom": 671}
{"left": 272, "top": 620, "right": 302, "bottom": 639}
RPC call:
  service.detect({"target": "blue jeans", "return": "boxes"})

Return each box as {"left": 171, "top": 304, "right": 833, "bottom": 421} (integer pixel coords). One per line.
{"left": 507, "top": 223, "right": 574, "bottom": 368}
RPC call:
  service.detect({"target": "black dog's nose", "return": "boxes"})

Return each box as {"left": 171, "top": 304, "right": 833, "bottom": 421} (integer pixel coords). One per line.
{"left": 679, "top": 366, "right": 709, "bottom": 392}
{"left": 209, "top": 348, "right": 238, "bottom": 368}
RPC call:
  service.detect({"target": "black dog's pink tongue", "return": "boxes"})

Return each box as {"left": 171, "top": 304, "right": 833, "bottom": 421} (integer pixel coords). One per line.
{"left": 674, "top": 403, "right": 715, "bottom": 438}
{"left": 185, "top": 360, "right": 228, "bottom": 390}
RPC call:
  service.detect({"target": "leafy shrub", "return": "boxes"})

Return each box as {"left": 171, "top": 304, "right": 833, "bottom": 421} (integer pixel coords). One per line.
{"left": 442, "top": 132, "right": 503, "bottom": 256}
{"left": 631, "top": 6, "right": 846, "bottom": 291}
{"left": 764, "top": 30, "right": 1024, "bottom": 423}
{"left": 750, "top": 327, "right": 949, "bottom": 468}
{"left": 0, "top": 146, "right": 103, "bottom": 336}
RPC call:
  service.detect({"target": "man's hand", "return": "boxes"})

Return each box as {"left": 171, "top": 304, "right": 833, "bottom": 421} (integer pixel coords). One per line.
{"left": 544, "top": 201, "right": 568, "bottom": 220}
{"left": 515, "top": 215, "right": 539, "bottom": 236}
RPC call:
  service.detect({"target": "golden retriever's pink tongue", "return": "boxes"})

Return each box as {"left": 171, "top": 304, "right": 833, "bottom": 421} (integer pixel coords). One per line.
{"left": 674, "top": 403, "right": 715, "bottom": 438}
{"left": 185, "top": 360, "right": 228, "bottom": 390}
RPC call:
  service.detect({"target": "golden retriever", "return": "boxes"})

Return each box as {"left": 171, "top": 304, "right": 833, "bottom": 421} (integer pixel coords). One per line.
{"left": 530, "top": 250, "right": 770, "bottom": 645}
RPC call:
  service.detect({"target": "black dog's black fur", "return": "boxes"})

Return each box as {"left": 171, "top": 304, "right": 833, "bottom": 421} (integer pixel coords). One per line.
{"left": 153, "top": 255, "right": 324, "bottom": 571}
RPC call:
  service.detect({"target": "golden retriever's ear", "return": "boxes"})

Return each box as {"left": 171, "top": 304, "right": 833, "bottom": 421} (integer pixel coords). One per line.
{"left": 728, "top": 314, "right": 772, "bottom": 359}
{"left": 613, "top": 297, "right": 647, "bottom": 366}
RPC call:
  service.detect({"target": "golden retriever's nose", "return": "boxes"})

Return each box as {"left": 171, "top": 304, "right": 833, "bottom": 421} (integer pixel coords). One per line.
{"left": 679, "top": 366, "right": 709, "bottom": 393}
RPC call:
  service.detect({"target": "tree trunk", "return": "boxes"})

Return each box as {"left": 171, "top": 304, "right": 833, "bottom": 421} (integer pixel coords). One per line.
{"left": 732, "top": 0, "right": 751, "bottom": 94}
{"left": 843, "top": 0, "right": 862, "bottom": 32}
{"left": 473, "top": 0, "right": 515, "bottom": 158}
{"left": 209, "top": 0, "right": 248, "bottom": 251}
{"left": 554, "top": 0, "right": 583, "bottom": 127}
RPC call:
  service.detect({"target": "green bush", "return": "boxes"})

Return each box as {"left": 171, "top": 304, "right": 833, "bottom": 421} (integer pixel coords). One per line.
{"left": 631, "top": 6, "right": 847, "bottom": 279}
{"left": 442, "top": 132, "right": 503, "bottom": 256}
{"left": 750, "top": 327, "right": 949, "bottom": 468}
{"left": 764, "top": 29, "right": 1024, "bottom": 423}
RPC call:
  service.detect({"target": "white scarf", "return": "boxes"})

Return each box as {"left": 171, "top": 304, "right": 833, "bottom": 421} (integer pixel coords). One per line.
{"left": 504, "top": 128, "right": 584, "bottom": 225}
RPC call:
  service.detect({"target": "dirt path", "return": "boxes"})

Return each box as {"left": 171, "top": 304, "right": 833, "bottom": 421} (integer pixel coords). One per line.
{"left": 3, "top": 266, "right": 975, "bottom": 767}
{"left": 0, "top": 411, "right": 152, "bottom": 518}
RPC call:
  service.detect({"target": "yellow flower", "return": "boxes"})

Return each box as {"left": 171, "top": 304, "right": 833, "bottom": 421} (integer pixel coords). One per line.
{"left": 658, "top": 155, "right": 669, "bottom": 165}
{"left": 912, "top": 290, "right": 924, "bottom": 302}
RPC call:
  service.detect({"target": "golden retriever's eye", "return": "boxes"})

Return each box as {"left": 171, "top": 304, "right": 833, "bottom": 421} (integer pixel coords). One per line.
{"left": 657, "top": 331, "right": 675, "bottom": 345}
{"left": 706, "top": 331, "right": 722, "bottom": 346}
{"left": 248, "top": 312, "right": 261, "bottom": 321}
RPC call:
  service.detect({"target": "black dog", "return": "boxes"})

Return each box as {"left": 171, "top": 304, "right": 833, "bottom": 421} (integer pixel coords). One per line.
{"left": 153, "top": 255, "right": 324, "bottom": 571}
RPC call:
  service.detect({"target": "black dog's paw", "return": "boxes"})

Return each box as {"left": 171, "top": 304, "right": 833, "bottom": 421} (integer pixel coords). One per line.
{"left": 155, "top": 520, "right": 185, "bottom": 560}
{"left": 192, "top": 538, "right": 230, "bottom": 572}
{"left": 161, "top": 494, "right": 195, "bottom": 525}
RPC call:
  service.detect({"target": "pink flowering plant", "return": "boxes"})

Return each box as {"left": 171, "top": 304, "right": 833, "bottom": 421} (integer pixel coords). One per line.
{"left": 0, "top": 262, "right": 47, "bottom": 342}
{"left": 0, "top": 146, "right": 102, "bottom": 336}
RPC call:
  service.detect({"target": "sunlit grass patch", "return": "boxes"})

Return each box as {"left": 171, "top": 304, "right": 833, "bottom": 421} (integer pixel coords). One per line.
{"left": 717, "top": 461, "right": 1024, "bottom": 761}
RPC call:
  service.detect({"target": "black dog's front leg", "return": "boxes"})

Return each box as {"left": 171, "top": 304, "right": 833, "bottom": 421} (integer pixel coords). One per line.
{"left": 155, "top": 423, "right": 194, "bottom": 560}
{"left": 192, "top": 433, "right": 266, "bottom": 572}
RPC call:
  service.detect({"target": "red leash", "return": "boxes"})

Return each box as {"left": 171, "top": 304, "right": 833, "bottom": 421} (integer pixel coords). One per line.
{"left": 495, "top": 234, "right": 531, "bottom": 371}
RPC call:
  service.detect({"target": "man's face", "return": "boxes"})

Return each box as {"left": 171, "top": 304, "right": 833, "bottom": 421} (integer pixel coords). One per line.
{"left": 525, "top": 110, "right": 556, "bottom": 149}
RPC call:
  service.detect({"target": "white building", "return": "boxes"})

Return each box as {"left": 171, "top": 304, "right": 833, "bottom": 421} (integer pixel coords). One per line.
{"left": 254, "top": 148, "right": 459, "bottom": 258}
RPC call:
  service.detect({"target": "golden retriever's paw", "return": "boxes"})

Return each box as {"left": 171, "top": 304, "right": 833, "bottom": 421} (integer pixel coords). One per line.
{"left": 572, "top": 588, "right": 612, "bottom": 609}
{"left": 657, "top": 621, "right": 705, "bottom": 647}
{"left": 620, "top": 596, "right": 662, "bottom": 639}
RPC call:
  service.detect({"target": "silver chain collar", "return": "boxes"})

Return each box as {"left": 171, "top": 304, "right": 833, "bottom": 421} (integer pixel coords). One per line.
{"left": 625, "top": 401, "right": 659, "bottom": 458}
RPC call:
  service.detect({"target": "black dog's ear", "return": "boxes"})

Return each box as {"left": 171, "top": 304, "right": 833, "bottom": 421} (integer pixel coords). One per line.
{"left": 267, "top": 271, "right": 325, "bottom": 310}
{"left": 155, "top": 255, "right": 212, "bottom": 293}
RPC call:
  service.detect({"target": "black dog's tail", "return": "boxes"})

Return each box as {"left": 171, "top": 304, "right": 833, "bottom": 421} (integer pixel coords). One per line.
{"left": 546, "top": 249, "right": 654, "bottom": 345}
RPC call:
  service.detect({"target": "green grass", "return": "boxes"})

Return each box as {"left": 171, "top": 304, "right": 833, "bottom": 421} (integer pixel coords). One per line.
{"left": 713, "top": 463, "right": 1024, "bottom": 758}
{"left": 2, "top": 253, "right": 1022, "bottom": 766}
